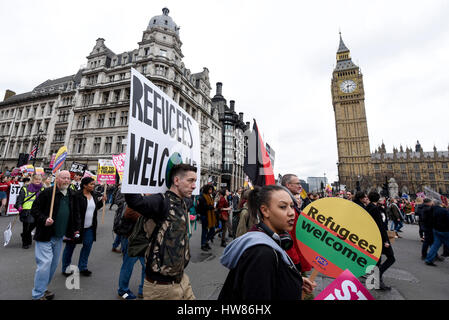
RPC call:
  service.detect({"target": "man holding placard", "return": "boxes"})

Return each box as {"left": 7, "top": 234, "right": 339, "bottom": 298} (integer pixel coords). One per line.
{"left": 125, "top": 164, "right": 198, "bottom": 300}
{"left": 122, "top": 68, "right": 201, "bottom": 300}
{"left": 30, "top": 170, "right": 80, "bottom": 300}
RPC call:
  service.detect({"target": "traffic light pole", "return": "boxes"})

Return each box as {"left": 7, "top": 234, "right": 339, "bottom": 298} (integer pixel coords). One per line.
{"left": 32, "top": 129, "right": 43, "bottom": 167}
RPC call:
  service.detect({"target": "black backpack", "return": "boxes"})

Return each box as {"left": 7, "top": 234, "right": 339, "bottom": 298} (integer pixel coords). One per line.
{"left": 113, "top": 203, "right": 135, "bottom": 237}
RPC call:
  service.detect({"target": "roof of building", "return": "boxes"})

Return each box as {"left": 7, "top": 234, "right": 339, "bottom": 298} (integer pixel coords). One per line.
{"left": 147, "top": 8, "right": 180, "bottom": 35}
{"left": 335, "top": 59, "right": 358, "bottom": 71}
{"left": 0, "top": 70, "right": 82, "bottom": 106}
{"left": 34, "top": 75, "right": 75, "bottom": 91}
{"left": 88, "top": 38, "right": 116, "bottom": 58}
{"left": 0, "top": 91, "right": 34, "bottom": 105}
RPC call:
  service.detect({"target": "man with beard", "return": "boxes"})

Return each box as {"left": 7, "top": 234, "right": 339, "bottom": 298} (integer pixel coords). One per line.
{"left": 30, "top": 170, "right": 80, "bottom": 300}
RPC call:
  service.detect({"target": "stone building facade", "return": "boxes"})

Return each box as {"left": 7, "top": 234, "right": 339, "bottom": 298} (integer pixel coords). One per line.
{"left": 211, "top": 82, "right": 248, "bottom": 191}
{"left": 332, "top": 34, "right": 449, "bottom": 195}
{"left": 0, "top": 8, "right": 222, "bottom": 186}
{"left": 370, "top": 141, "right": 449, "bottom": 195}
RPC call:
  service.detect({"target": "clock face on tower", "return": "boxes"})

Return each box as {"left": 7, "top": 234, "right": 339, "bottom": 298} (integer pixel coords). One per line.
{"left": 340, "top": 80, "right": 357, "bottom": 93}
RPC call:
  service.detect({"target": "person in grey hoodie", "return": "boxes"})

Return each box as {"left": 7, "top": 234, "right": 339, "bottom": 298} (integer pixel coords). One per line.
{"left": 218, "top": 185, "right": 316, "bottom": 300}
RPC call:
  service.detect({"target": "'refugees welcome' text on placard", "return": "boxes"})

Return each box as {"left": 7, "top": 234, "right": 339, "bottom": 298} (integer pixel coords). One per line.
{"left": 121, "top": 68, "right": 201, "bottom": 194}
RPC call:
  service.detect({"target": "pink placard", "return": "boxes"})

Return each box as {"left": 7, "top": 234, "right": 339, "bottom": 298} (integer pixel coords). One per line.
{"left": 112, "top": 153, "right": 125, "bottom": 181}
{"left": 314, "top": 269, "right": 375, "bottom": 300}
{"left": 49, "top": 153, "right": 56, "bottom": 169}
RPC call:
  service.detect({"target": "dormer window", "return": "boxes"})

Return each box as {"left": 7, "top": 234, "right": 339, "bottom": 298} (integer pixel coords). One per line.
{"left": 165, "top": 20, "right": 168, "bottom": 25}
{"left": 153, "top": 20, "right": 156, "bottom": 24}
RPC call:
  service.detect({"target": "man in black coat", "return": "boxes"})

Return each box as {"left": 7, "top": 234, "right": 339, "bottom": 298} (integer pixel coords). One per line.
{"left": 421, "top": 198, "right": 436, "bottom": 260}
{"left": 30, "top": 170, "right": 80, "bottom": 300}
{"left": 366, "top": 191, "right": 395, "bottom": 290}
{"left": 424, "top": 200, "right": 449, "bottom": 266}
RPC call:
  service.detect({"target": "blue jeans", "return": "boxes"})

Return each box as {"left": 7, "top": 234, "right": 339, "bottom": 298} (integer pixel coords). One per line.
{"left": 200, "top": 215, "right": 208, "bottom": 246}
{"left": 426, "top": 230, "right": 449, "bottom": 263}
{"left": 393, "top": 220, "right": 403, "bottom": 232}
{"left": 62, "top": 227, "right": 94, "bottom": 272}
{"left": 32, "top": 237, "right": 63, "bottom": 299}
{"left": 112, "top": 234, "right": 122, "bottom": 249}
{"left": 118, "top": 238, "right": 145, "bottom": 296}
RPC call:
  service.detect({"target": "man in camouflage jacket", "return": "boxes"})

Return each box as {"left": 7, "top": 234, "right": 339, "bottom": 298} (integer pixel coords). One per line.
{"left": 125, "top": 164, "right": 197, "bottom": 300}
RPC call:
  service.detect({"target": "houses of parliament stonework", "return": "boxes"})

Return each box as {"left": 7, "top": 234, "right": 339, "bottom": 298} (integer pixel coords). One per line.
{"left": 332, "top": 34, "right": 449, "bottom": 196}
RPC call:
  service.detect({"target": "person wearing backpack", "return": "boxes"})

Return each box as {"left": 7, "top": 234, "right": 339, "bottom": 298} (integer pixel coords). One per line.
{"left": 124, "top": 164, "right": 198, "bottom": 300}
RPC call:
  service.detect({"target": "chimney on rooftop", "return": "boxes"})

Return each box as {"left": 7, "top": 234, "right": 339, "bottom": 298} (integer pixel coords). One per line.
{"left": 3, "top": 89, "right": 15, "bottom": 101}
{"left": 230, "top": 100, "right": 235, "bottom": 111}
{"left": 216, "top": 82, "right": 223, "bottom": 96}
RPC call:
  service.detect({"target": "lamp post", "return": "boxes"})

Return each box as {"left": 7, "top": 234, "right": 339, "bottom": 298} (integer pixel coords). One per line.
{"left": 32, "top": 129, "right": 44, "bottom": 167}
{"left": 336, "top": 162, "right": 340, "bottom": 192}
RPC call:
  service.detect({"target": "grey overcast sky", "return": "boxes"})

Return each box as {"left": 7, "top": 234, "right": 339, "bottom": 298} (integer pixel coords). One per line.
{"left": 1, "top": 0, "right": 448, "bottom": 183}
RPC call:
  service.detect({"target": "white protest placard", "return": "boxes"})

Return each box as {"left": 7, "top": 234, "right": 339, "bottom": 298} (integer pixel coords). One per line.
{"left": 122, "top": 68, "right": 201, "bottom": 194}
{"left": 7, "top": 183, "right": 23, "bottom": 216}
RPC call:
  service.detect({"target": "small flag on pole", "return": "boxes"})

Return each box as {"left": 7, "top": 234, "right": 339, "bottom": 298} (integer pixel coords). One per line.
{"left": 28, "top": 144, "right": 38, "bottom": 161}
{"left": 243, "top": 120, "right": 275, "bottom": 187}
{"left": 52, "top": 146, "right": 68, "bottom": 174}
{"left": 299, "top": 185, "right": 307, "bottom": 199}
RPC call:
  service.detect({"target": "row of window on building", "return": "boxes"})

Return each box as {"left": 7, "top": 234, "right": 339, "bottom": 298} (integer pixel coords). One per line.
{"left": 89, "top": 47, "right": 170, "bottom": 71}
{"left": 72, "top": 135, "right": 126, "bottom": 155}
{"left": 374, "top": 162, "right": 449, "bottom": 170}
{"left": 374, "top": 172, "right": 449, "bottom": 181}
{"left": 5, "top": 120, "right": 50, "bottom": 137}
{"left": 2, "top": 103, "right": 55, "bottom": 121}
{"left": 74, "top": 111, "right": 128, "bottom": 130}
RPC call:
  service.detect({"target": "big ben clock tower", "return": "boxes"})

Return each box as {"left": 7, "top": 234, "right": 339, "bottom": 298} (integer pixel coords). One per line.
{"left": 331, "top": 33, "right": 371, "bottom": 191}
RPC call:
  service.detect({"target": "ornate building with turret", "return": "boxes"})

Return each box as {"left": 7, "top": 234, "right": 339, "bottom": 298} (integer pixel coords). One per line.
{"left": 332, "top": 34, "right": 449, "bottom": 196}
{"left": 0, "top": 8, "right": 223, "bottom": 186}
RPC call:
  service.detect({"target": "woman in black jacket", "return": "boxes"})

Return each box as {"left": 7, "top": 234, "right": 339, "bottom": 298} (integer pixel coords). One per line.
{"left": 366, "top": 191, "right": 395, "bottom": 290}
{"left": 218, "top": 185, "right": 316, "bottom": 300}
{"left": 61, "top": 177, "right": 105, "bottom": 276}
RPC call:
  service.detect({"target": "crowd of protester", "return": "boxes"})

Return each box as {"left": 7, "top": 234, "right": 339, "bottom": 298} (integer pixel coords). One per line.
{"left": 2, "top": 166, "right": 449, "bottom": 301}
